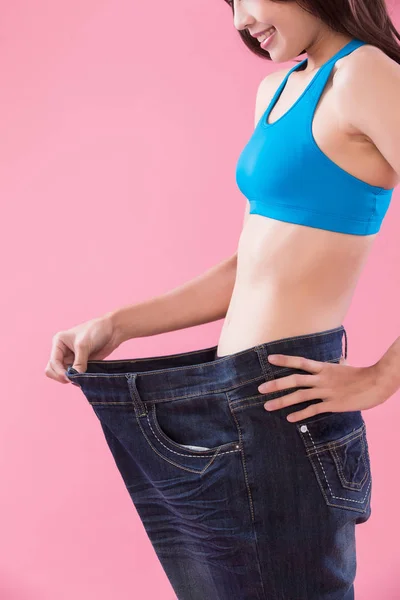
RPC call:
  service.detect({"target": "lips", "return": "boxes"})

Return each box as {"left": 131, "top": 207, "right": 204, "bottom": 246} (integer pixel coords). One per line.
{"left": 260, "top": 29, "right": 276, "bottom": 49}
{"left": 250, "top": 28, "right": 274, "bottom": 38}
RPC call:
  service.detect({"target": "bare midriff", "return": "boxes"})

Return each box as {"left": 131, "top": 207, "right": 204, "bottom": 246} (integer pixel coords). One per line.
{"left": 216, "top": 215, "right": 376, "bottom": 356}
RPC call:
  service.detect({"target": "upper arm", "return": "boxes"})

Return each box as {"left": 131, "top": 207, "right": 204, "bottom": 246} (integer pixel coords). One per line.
{"left": 242, "top": 68, "right": 291, "bottom": 228}
{"left": 242, "top": 198, "right": 250, "bottom": 227}
{"left": 334, "top": 46, "right": 400, "bottom": 180}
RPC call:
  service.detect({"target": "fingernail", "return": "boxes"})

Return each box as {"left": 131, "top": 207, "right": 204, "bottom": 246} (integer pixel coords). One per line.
{"left": 264, "top": 401, "right": 275, "bottom": 410}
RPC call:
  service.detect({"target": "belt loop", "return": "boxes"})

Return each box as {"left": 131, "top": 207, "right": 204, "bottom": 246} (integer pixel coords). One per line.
{"left": 255, "top": 345, "right": 276, "bottom": 381}
{"left": 343, "top": 328, "right": 348, "bottom": 360}
{"left": 125, "top": 373, "right": 148, "bottom": 417}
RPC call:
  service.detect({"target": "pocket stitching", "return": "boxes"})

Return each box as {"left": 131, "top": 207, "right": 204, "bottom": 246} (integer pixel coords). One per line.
{"left": 329, "top": 431, "right": 369, "bottom": 489}
{"left": 135, "top": 410, "right": 229, "bottom": 474}
{"left": 304, "top": 423, "right": 366, "bottom": 454}
{"left": 148, "top": 405, "right": 240, "bottom": 458}
{"left": 301, "top": 425, "right": 371, "bottom": 509}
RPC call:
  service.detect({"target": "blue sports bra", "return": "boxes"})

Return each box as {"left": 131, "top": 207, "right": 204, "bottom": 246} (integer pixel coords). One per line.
{"left": 235, "top": 38, "right": 395, "bottom": 235}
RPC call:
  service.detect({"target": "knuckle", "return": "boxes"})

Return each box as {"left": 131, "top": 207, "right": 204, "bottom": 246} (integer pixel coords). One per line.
{"left": 74, "top": 340, "right": 84, "bottom": 350}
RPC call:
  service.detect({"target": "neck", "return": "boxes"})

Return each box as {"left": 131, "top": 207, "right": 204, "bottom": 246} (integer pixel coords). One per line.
{"left": 302, "top": 35, "right": 354, "bottom": 73}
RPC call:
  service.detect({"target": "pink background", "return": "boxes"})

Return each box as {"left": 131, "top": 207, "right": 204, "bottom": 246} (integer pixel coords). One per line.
{"left": 2, "top": 1, "right": 400, "bottom": 598}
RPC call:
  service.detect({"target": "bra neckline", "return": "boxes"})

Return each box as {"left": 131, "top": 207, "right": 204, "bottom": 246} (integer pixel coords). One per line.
{"left": 262, "top": 38, "right": 361, "bottom": 129}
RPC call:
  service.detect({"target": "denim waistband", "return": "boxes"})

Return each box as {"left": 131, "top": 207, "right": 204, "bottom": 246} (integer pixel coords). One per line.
{"left": 65, "top": 325, "right": 346, "bottom": 404}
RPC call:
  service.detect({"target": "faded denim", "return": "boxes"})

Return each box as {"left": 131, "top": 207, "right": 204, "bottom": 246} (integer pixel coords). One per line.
{"left": 66, "top": 325, "right": 372, "bottom": 599}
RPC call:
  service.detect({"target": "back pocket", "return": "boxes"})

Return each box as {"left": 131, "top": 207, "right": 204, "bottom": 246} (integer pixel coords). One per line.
{"left": 295, "top": 411, "right": 372, "bottom": 518}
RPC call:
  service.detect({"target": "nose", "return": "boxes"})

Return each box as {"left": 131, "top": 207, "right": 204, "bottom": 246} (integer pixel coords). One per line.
{"left": 234, "top": 18, "right": 254, "bottom": 34}
{"left": 232, "top": 4, "right": 254, "bottom": 33}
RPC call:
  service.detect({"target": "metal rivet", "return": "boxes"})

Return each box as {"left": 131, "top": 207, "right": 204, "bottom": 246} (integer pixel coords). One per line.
{"left": 300, "top": 425, "right": 308, "bottom": 433}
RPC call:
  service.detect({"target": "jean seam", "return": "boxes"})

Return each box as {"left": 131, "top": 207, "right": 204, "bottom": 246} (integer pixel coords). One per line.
{"left": 228, "top": 396, "right": 267, "bottom": 599}
{"left": 228, "top": 404, "right": 255, "bottom": 522}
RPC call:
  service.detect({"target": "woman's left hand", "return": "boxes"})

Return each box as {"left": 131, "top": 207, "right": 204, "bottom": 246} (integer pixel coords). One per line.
{"left": 258, "top": 354, "right": 388, "bottom": 423}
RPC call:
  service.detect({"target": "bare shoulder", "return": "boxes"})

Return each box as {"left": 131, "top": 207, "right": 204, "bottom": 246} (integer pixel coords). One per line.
{"left": 254, "top": 66, "right": 293, "bottom": 127}
{"left": 333, "top": 43, "right": 400, "bottom": 135}
{"left": 335, "top": 42, "right": 399, "bottom": 75}
{"left": 334, "top": 44, "right": 400, "bottom": 100}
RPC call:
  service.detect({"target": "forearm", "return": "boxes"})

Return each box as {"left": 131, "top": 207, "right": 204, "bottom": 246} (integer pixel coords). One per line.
{"left": 375, "top": 336, "right": 400, "bottom": 399}
{"left": 107, "top": 253, "right": 238, "bottom": 344}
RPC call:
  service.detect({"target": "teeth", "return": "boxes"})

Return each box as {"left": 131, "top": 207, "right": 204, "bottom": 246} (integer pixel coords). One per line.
{"left": 258, "top": 27, "right": 275, "bottom": 42}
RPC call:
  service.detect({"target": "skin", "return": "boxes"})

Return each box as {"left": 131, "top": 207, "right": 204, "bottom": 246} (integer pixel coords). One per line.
{"left": 216, "top": 0, "right": 400, "bottom": 421}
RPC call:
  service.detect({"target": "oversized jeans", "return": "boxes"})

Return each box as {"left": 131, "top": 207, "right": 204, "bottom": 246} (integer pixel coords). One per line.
{"left": 66, "top": 325, "right": 372, "bottom": 599}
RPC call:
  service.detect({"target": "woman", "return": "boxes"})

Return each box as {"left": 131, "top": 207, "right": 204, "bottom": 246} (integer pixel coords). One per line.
{"left": 46, "top": 1, "right": 400, "bottom": 598}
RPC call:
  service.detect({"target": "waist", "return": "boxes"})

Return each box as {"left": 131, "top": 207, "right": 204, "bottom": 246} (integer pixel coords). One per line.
{"left": 65, "top": 325, "right": 346, "bottom": 402}
{"left": 217, "top": 271, "right": 355, "bottom": 355}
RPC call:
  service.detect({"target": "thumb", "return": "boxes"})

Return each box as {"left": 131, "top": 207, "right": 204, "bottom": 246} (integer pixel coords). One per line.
{"left": 72, "top": 347, "right": 88, "bottom": 374}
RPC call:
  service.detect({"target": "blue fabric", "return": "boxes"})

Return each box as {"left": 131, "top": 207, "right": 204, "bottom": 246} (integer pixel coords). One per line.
{"left": 65, "top": 325, "right": 370, "bottom": 599}
{"left": 235, "top": 38, "right": 394, "bottom": 235}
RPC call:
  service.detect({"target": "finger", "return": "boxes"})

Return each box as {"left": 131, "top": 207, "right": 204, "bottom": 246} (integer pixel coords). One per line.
{"left": 52, "top": 340, "right": 72, "bottom": 381}
{"left": 268, "top": 354, "right": 323, "bottom": 374}
{"left": 47, "top": 337, "right": 71, "bottom": 383}
{"left": 258, "top": 373, "right": 318, "bottom": 393}
{"left": 45, "top": 361, "right": 69, "bottom": 384}
{"left": 286, "top": 401, "right": 337, "bottom": 423}
{"left": 72, "top": 341, "right": 88, "bottom": 373}
{"left": 264, "top": 388, "right": 330, "bottom": 411}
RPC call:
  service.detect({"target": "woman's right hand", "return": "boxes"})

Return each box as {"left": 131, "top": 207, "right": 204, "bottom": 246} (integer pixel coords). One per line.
{"left": 45, "top": 313, "right": 121, "bottom": 384}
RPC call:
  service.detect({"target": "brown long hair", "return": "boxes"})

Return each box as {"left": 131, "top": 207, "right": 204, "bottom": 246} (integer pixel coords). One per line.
{"left": 224, "top": 0, "right": 400, "bottom": 65}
